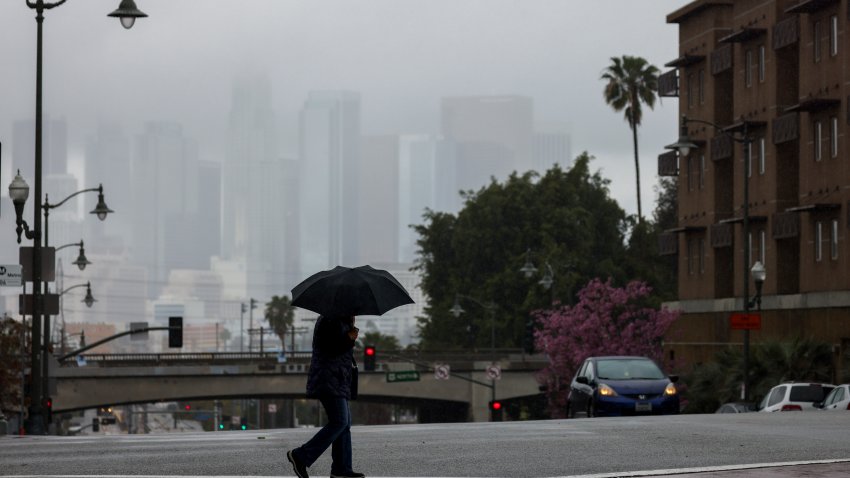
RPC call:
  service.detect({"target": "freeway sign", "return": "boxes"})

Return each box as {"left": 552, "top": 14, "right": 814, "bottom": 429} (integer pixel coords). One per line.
{"left": 0, "top": 264, "right": 22, "bottom": 287}
{"left": 386, "top": 370, "right": 420, "bottom": 383}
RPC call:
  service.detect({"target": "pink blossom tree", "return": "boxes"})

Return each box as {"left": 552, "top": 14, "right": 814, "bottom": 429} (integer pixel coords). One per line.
{"left": 533, "top": 278, "right": 679, "bottom": 417}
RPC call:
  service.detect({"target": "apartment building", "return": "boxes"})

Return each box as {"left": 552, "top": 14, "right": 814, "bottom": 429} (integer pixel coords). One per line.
{"left": 662, "top": 0, "right": 850, "bottom": 370}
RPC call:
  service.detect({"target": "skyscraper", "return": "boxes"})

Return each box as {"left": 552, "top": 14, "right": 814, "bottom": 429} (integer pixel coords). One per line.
{"left": 441, "top": 96, "right": 534, "bottom": 192}
{"left": 359, "top": 135, "right": 400, "bottom": 265}
{"left": 12, "top": 116, "right": 68, "bottom": 180}
{"left": 84, "top": 122, "right": 132, "bottom": 247}
{"left": 298, "top": 91, "right": 361, "bottom": 276}
{"left": 222, "top": 75, "right": 286, "bottom": 298}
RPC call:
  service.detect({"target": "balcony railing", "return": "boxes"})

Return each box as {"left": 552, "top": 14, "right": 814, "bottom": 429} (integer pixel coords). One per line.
{"left": 658, "top": 69, "right": 679, "bottom": 97}
{"left": 711, "top": 44, "right": 733, "bottom": 75}
{"left": 772, "top": 211, "right": 800, "bottom": 239}
{"left": 710, "top": 223, "right": 733, "bottom": 248}
{"left": 658, "top": 150, "right": 679, "bottom": 176}
{"left": 773, "top": 112, "right": 799, "bottom": 144}
{"left": 659, "top": 232, "right": 679, "bottom": 256}
{"left": 711, "top": 134, "right": 734, "bottom": 161}
{"left": 773, "top": 16, "right": 799, "bottom": 50}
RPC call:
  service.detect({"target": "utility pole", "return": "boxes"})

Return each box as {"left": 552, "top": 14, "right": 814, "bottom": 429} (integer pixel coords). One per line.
{"left": 240, "top": 302, "right": 246, "bottom": 353}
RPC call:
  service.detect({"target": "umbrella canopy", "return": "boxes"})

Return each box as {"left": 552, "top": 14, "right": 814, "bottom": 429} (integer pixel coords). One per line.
{"left": 291, "top": 265, "right": 414, "bottom": 317}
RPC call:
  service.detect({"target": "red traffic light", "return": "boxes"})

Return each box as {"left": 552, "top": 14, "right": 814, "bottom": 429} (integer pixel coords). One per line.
{"left": 491, "top": 401, "right": 502, "bottom": 410}
{"left": 365, "top": 346, "right": 375, "bottom": 356}
{"left": 184, "top": 404, "right": 191, "bottom": 410}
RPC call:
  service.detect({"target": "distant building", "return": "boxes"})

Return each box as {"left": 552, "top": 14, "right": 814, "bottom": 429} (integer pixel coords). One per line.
{"left": 13, "top": 116, "right": 67, "bottom": 180}
{"left": 441, "top": 96, "right": 534, "bottom": 191}
{"left": 299, "top": 90, "right": 361, "bottom": 276}
{"left": 663, "top": 0, "right": 850, "bottom": 371}
{"left": 61, "top": 322, "right": 117, "bottom": 354}
{"left": 359, "top": 135, "right": 400, "bottom": 265}
{"left": 533, "top": 124, "right": 573, "bottom": 173}
{"left": 84, "top": 122, "right": 133, "bottom": 245}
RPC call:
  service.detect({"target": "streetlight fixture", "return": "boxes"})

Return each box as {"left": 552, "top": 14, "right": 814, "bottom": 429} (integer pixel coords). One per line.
{"left": 8, "top": 171, "right": 33, "bottom": 244}
{"left": 56, "top": 241, "right": 92, "bottom": 271}
{"left": 59, "top": 281, "right": 96, "bottom": 308}
{"left": 107, "top": 0, "right": 148, "bottom": 29}
{"left": 538, "top": 262, "right": 554, "bottom": 290}
{"left": 44, "top": 184, "right": 113, "bottom": 246}
{"left": 750, "top": 261, "right": 766, "bottom": 309}
{"left": 519, "top": 248, "right": 538, "bottom": 278}
{"left": 14, "top": 0, "right": 144, "bottom": 435}
{"left": 668, "top": 114, "right": 755, "bottom": 400}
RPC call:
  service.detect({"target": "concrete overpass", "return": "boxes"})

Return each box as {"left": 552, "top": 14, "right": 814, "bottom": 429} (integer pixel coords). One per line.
{"left": 52, "top": 351, "right": 548, "bottom": 422}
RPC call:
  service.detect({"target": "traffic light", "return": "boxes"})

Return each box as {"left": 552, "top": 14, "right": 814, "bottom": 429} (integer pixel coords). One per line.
{"left": 240, "top": 416, "right": 248, "bottom": 430}
{"left": 43, "top": 397, "right": 53, "bottom": 424}
{"left": 363, "top": 345, "right": 376, "bottom": 371}
{"left": 489, "top": 400, "right": 503, "bottom": 422}
{"left": 218, "top": 423, "right": 225, "bottom": 430}
{"left": 168, "top": 316, "right": 183, "bottom": 348}
{"left": 184, "top": 404, "right": 191, "bottom": 411}
{"left": 92, "top": 417, "right": 100, "bottom": 432}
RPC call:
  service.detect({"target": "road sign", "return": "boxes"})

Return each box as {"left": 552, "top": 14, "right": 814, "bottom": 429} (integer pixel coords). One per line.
{"left": 19, "top": 293, "right": 59, "bottom": 315}
{"left": 0, "top": 265, "right": 22, "bottom": 287}
{"left": 387, "top": 370, "right": 421, "bottom": 383}
{"left": 268, "top": 404, "right": 277, "bottom": 413}
{"left": 19, "top": 247, "right": 55, "bottom": 281}
{"left": 486, "top": 364, "right": 502, "bottom": 380}
{"left": 231, "top": 415, "right": 240, "bottom": 425}
{"left": 434, "top": 364, "right": 450, "bottom": 380}
{"left": 730, "top": 312, "right": 761, "bottom": 330}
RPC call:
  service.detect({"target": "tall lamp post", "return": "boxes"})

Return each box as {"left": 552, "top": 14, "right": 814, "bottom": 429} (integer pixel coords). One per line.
{"left": 44, "top": 184, "right": 114, "bottom": 247}
{"left": 9, "top": 0, "right": 146, "bottom": 435}
{"left": 667, "top": 114, "right": 755, "bottom": 400}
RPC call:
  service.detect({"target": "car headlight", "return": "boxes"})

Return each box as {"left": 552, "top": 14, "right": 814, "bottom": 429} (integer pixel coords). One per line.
{"left": 664, "top": 383, "right": 677, "bottom": 396}
{"left": 598, "top": 383, "right": 618, "bottom": 397}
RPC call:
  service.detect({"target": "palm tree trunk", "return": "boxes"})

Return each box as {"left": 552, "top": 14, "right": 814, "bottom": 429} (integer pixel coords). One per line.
{"left": 632, "top": 122, "right": 643, "bottom": 222}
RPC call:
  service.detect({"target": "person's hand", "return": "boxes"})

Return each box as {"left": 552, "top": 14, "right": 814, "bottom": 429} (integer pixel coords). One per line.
{"left": 348, "top": 326, "right": 359, "bottom": 341}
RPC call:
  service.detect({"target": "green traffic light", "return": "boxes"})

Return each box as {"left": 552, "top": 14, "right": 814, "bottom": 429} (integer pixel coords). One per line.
{"left": 241, "top": 425, "right": 247, "bottom": 430}
{"left": 218, "top": 424, "right": 224, "bottom": 429}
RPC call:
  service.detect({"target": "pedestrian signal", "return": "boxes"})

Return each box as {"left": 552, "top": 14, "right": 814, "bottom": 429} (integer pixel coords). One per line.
{"left": 364, "top": 345, "right": 376, "bottom": 371}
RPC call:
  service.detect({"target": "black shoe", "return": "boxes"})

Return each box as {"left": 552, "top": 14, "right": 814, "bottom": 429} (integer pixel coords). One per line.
{"left": 331, "top": 472, "right": 365, "bottom": 478}
{"left": 287, "top": 449, "right": 309, "bottom": 478}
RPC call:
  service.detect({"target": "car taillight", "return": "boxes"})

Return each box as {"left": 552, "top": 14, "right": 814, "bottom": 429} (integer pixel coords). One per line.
{"left": 781, "top": 404, "right": 802, "bottom": 411}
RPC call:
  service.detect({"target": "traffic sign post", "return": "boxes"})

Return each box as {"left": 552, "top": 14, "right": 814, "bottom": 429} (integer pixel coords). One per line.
{"left": 434, "top": 364, "right": 450, "bottom": 380}
{"left": 485, "top": 364, "right": 502, "bottom": 380}
{"left": 386, "top": 370, "right": 420, "bottom": 383}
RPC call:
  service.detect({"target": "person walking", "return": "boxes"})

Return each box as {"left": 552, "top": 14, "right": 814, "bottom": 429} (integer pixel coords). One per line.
{"left": 288, "top": 315, "right": 364, "bottom": 478}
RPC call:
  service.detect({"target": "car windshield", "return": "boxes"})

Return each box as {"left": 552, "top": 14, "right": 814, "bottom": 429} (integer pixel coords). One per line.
{"left": 596, "top": 359, "right": 665, "bottom": 380}
{"left": 789, "top": 384, "right": 832, "bottom": 402}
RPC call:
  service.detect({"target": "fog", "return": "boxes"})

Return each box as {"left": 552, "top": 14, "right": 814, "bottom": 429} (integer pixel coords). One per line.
{"left": 0, "top": 0, "right": 685, "bottom": 345}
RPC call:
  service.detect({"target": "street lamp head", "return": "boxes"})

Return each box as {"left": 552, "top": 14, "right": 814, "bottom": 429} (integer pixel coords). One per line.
{"left": 90, "top": 187, "right": 114, "bottom": 221}
{"left": 665, "top": 115, "right": 699, "bottom": 158}
{"left": 538, "top": 262, "right": 554, "bottom": 290}
{"left": 108, "top": 0, "right": 148, "bottom": 29}
{"left": 8, "top": 170, "right": 30, "bottom": 205}
{"left": 83, "top": 282, "right": 96, "bottom": 308}
{"left": 519, "top": 248, "right": 538, "bottom": 278}
{"left": 73, "top": 243, "right": 92, "bottom": 271}
{"left": 449, "top": 296, "right": 465, "bottom": 318}
{"left": 751, "top": 261, "right": 766, "bottom": 284}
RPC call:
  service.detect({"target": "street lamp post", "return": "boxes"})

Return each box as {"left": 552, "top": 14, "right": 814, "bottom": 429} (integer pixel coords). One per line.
{"left": 450, "top": 294, "right": 498, "bottom": 407}
{"left": 668, "top": 114, "right": 755, "bottom": 400}
{"left": 10, "top": 0, "right": 146, "bottom": 435}
{"left": 44, "top": 184, "right": 113, "bottom": 247}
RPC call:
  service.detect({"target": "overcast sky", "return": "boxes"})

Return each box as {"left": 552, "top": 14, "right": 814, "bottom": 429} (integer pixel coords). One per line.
{"left": 0, "top": 0, "right": 686, "bottom": 217}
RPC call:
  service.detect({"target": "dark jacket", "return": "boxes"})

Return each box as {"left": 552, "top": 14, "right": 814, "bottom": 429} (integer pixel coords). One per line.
{"left": 305, "top": 315, "right": 357, "bottom": 399}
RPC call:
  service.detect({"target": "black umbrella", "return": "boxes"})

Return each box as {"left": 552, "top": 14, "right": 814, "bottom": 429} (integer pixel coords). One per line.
{"left": 291, "top": 265, "right": 414, "bottom": 317}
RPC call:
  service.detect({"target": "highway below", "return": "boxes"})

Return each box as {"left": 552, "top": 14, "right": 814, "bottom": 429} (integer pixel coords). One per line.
{"left": 1, "top": 413, "right": 849, "bottom": 477}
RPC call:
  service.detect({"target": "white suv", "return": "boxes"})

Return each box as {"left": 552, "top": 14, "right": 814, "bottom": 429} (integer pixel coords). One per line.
{"left": 758, "top": 382, "right": 835, "bottom": 412}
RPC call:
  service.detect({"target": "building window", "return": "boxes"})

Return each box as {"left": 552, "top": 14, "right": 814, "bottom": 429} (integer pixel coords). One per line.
{"left": 700, "top": 154, "right": 706, "bottom": 189}
{"left": 816, "top": 221, "right": 823, "bottom": 262}
{"left": 831, "top": 116, "right": 839, "bottom": 158}
{"left": 747, "top": 141, "right": 753, "bottom": 178}
{"left": 815, "top": 21, "right": 822, "bottom": 62}
{"left": 759, "top": 45, "right": 766, "bottom": 82}
{"left": 687, "top": 155, "right": 694, "bottom": 191}
{"left": 699, "top": 69, "right": 705, "bottom": 104}
{"left": 815, "top": 120, "right": 823, "bottom": 161}
{"left": 748, "top": 231, "right": 753, "bottom": 266}
{"left": 745, "top": 49, "right": 753, "bottom": 87}
{"left": 832, "top": 219, "right": 839, "bottom": 260}
{"left": 699, "top": 238, "right": 706, "bottom": 274}
{"left": 688, "top": 73, "right": 694, "bottom": 108}
{"left": 759, "top": 137, "right": 766, "bottom": 175}
{"left": 687, "top": 238, "right": 695, "bottom": 275}
{"left": 831, "top": 15, "right": 839, "bottom": 57}
{"left": 760, "top": 230, "right": 766, "bottom": 264}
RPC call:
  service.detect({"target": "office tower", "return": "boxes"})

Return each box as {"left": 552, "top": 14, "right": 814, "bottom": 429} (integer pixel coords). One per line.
{"left": 12, "top": 116, "right": 68, "bottom": 180}
{"left": 222, "top": 75, "right": 286, "bottom": 298}
{"left": 298, "top": 91, "right": 361, "bottom": 276}
{"left": 44, "top": 173, "right": 84, "bottom": 259}
{"left": 132, "top": 121, "right": 200, "bottom": 292}
{"left": 441, "top": 96, "right": 534, "bottom": 192}
{"left": 533, "top": 123, "right": 573, "bottom": 172}
{"left": 664, "top": 0, "right": 850, "bottom": 369}
{"left": 397, "top": 135, "right": 458, "bottom": 263}
{"left": 84, "top": 122, "right": 132, "bottom": 246}
{"left": 359, "top": 135, "right": 399, "bottom": 265}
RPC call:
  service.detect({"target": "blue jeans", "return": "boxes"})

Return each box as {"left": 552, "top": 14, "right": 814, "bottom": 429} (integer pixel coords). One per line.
{"left": 294, "top": 397, "right": 352, "bottom": 474}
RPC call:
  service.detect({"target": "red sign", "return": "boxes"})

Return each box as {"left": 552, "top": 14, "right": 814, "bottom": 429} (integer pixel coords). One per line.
{"left": 730, "top": 313, "right": 761, "bottom": 330}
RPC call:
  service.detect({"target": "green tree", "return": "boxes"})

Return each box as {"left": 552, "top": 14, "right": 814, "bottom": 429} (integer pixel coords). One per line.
{"left": 0, "top": 315, "right": 27, "bottom": 414}
{"left": 356, "top": 331, "right": 401, "bottom": 351}
{"left": 601, "top": 55, "right": 660, "bottom": 222}
{"left": 265, "top": 295, "right": 295, "bottom": 347}
{"left": 413, "top": 153, "right": 628, "bottom": 351}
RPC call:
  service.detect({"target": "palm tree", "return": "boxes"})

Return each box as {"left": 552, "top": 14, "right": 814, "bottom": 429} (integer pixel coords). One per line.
{"left": 265, "top": 295, "right": 295, "bottom": 348}
{"left": 601, "top": 55, "right": 660, "bottom": 222}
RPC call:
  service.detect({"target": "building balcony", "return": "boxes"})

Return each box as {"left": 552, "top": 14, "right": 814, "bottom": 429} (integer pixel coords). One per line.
{"left": 710, "top": 44, "right": 733, "bottom": 75}
{"left": 773, "top": 112, "right": 799, "bottom": 144}
{"left": 772, "top": 211, "right": 800, "bottom": 239}
{"left": 658, "top": 69, "right": 679, "bottom": 97}
{"left": 785, "top": 0, "right": 839, "bottom": 14}
{"left": 773, "top": 16, "right": 799, "bottom": 50}
{"left": 658, "top": 150, "right": 679, "bottom": 176}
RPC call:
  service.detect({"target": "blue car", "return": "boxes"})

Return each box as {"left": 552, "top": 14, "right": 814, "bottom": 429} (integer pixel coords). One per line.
{"left": 567, "top": 356, "right": 680, "bottom": 418}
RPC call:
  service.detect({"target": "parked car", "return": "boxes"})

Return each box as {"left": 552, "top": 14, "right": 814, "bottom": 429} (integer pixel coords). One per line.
{"left": 567, "top": 356, "right": 679, "bottom": 417}
{"left": 816, "top": 384, "right": 850, "bottom": 411}
{"left": 715, "top": 402, "right": 757, "bottom": 413}
{"left": 758, "top": 382, "right": 835, "bottom": 412}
